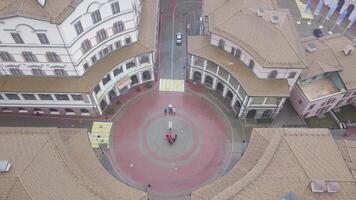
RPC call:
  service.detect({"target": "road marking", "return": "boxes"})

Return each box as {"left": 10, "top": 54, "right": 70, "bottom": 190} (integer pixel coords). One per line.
{"left": 159, "top": 79, "right": 185, "bottom": 92}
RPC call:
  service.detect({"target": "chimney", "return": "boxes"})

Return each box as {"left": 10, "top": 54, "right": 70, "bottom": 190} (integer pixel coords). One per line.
{"left": 271, "top": 15, "right": 279, "bottom": 24}
{"left": 306, "top": 42, "right": 317, "bottom": 52}
{"left": 37, "top": 0, "right": 46, "bottom": 7}
{"left": 343, "top": 45, "right": 354, "bottom": 56}
{"left": 257, "top": 8, "right": 264, "bottom": 17}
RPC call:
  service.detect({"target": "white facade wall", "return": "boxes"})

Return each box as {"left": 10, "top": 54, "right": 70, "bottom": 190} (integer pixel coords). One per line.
{"left": 210, "top": 34, "right": 302, "bottom": 89}
{"left": 0, "top": 0, "right": 139, "bottom": 77}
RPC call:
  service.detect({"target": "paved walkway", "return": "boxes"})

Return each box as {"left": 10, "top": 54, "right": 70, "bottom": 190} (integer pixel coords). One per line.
{"left": 109, "top": 91, "right": 233, "bottom": 198}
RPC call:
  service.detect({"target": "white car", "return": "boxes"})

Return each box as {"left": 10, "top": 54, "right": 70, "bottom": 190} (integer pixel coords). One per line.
{"left": 176, "top": 32, "right": 183, "bottom": 45}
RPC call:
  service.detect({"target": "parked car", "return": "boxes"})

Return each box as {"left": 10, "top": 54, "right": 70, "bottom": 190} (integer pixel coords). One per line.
{"left": 313, "top": 29, "right": 323, "bottom": 38}
{"left": 176, "top": 32, "right": 183, "bottom": 45}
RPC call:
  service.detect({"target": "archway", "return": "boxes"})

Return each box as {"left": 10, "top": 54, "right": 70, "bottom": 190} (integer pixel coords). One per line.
{"left": 246, "top": 110, "right": 257, "bottom": 118}
{"left": 204, "top": 75, "right": 213, "bottom": 88}
{"left": 226, "top": 90, "right": 233, "bottom": 104}
{"left": 216, "top": 82, "right": 224, "bottom": 95}
{"left": 100, "top": 100, "right": 108, "bottom": 111}
{"left": 109, "top": 89, "right": 117, "bottom": 101}
{"left": 130, "top": 75, "right": 139, "bottom": 85}
{"left": 193, "top": 71, "right": 202, "bottom": 83}
{"left": 142, "top": 71, "right": 151, "bottom": 81}
{"left": 234, "top": 101, "right": 241, "bottom": 113}
{"left": 261, "top": 110, "right": 273, "bottom": 119}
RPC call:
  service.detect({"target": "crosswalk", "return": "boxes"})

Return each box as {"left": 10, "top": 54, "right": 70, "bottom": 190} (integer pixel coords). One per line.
{"left": 159, "top": 79, "right": 185, "bottom": 92}
{"left": 89, "top": 122, "right": 113, "bottom": 148}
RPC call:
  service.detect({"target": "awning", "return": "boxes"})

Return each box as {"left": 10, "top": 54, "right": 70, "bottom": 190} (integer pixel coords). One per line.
{"left": 116, "top": 76, "right": 132, "bottom": 90}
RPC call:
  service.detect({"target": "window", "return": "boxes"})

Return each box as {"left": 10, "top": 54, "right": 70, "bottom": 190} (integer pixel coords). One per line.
{"left": 268, "top": 70, "right": 278, "bottom": 79}
{"left": 46, "top": 52, "right": 61, "bottom": 62}
{"left": 38, "top": 94, "right": 53, "bottom": 100}
{"left": 113, "top": 67, "right": 123, "bottom": 76}
{"left": 126, "top": 60, "right": 136, "bottom": 69}
{"left": 80, "top": 109, "right": 89, "bottom": 113}
{"left": 102, "top": 74, "right": 111, "bottom": 85}
{"left": 9, "top": 68, "right": 23, "bottom": 76}
{"left": 81, "top": 39, "right": 92, "bottom": 54}
{"left": 21, "top": 94, "right": 36, "bottom": 100}
{"left": 22, "top": 52, "right": 38, "bottom": 62}
{"left": 101, "top": 45, "right": 113, "bottom": 57}
{"left": 94, "top": 85, "right": 101, "bottom": 94}
{"left": 113, "top": 21, "right": 124, "bottom": 34}
{"left": 125, "top": 37, "right": 131, "bottom": 45}
{"left": 91, "top": 10, "right": 102, "bottom": 24}
{"left": 248, "top": 60, "right": 255, "bottom": 70}
{"left": 71, "top": 94, "right": 83, "bottom": 101}
{"left": 37, "top": 33, "right": 49, "bottom": 44}
{"left": 343, "top": 92, "right": 352, "bottom": 98}
{"left": 32, "top": 68, "right": 45, "bottom": 76}
{"left": 235, "top": 49, "right": 241, "bottom": 59}
{"left": 288, "top": 72, "right": 296, "bottom": 79}
{"left": 139, "top": 54, "right": 149, "bottom": 64}
{"left": 347, "top": 98, "right": 353, "bottom": 103}
{"left": 65, "top": 108, "right": 74, "bottom": 113}
{"left": 91, "top": 55, "right": 97, "bottom": 64}
{"left": 111, "top": 1, "right": 120, "bottom": 14}
{"left": 0, "top": 95, "right": 3, "bottom": 100}
{"left": 336, "top": 100, "right": 344, "bottom": 106}
{"left": 230, "top": 47, "right": 235, "bottom": 55}
{"left": 74, "top": 21, "right": 83, "bottom": 35}
{"left": 11, "top": 33, "right": 24, "bottom": 44}
{"left": 96, "top": 29, "right": 107, "bottom": 43}
{"left": 308, "top": 104, "right": 315, "bottom": 110}
{"left": 49, "top": 108, "right": 59, "bottom": 113}
{"left": 0, "top": 52, "right": 14, "bottom": 62}
{"left": 299, "top": 100, "right": 302, "bottom": 104}
{"left": 5, "top": 94, "right": 20, "bottom": 100}
{"left": 54, "top": 69, "right": 67, "bottom": 76}
{"left": 218, "top": 39, "right": 224, "bottom": 49}
{"left": 55, "top": 94, "right": 69, "bottom": 101}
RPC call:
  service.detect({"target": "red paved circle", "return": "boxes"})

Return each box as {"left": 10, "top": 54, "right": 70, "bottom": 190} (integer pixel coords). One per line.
{"left": 110, "top": 92, "right": 230, "bottom": 195}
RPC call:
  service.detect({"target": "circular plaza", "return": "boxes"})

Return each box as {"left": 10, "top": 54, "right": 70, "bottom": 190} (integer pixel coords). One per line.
{"left": 108, "top": 90, "right": 234, "bottom": 197}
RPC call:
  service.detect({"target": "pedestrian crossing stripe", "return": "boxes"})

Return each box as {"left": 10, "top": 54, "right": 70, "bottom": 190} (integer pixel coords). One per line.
{"left": 89, "top": 122, "right": 112, "bottom": 148}
{"left": 159, "top": 79, "right": 185, "bottom": 92}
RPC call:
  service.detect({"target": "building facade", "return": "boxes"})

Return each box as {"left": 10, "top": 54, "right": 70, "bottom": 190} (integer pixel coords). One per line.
{"left": 0, "top": 0, "right": 159, "bottom": 116}
{"left": 188, "top": 0, "right": 306, "bottom": 119}
{"left": 290, "top": 34, "right": 356, "bottom": 118}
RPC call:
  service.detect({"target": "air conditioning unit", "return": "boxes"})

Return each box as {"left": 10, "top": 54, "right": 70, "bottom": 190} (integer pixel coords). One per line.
{"left": 306, "top": 42, "right": 317, "bottom": 52}
{"left": 257, "top": 8, "right": 264, "bottom": 17}
{"left": 271, "top": 15, "right": 279, "bottom": 24}
{"left": 343, "top": 45, "right": 354, "bottom": 56}
{"left": 0, "top": 160, "right": 11, "bottom": 172}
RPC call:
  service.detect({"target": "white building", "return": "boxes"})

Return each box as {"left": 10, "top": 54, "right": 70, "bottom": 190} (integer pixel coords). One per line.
{"left": 0, "top": 0, "right": 159, "bottom": 116}
{"left": 188, "top": 0, "right": 307, "bottom": 119}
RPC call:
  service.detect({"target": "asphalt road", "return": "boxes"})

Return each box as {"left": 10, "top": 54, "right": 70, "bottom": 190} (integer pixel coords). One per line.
{"left": 158, "top": 0, "right": 202, "bottom": 80}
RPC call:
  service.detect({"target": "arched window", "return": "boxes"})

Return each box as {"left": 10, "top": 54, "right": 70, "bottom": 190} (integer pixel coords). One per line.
{"left": 268, "top": 70, "right": 278, "bottom": 79}
{"left": 65, "top": 108, "right": 74, "bottom": 113}
{"left": 248, "top": 60, "right": 254, "bottom": 69}
{"left": 130, "top": 75, "right": 139, "bottom": 85}
{"left": 235, "top": 49, "right": 241, "bottom": 59}
{"left": 49, "top": 108, "right": 58, "bottom": 112}
{"left": 80, "top": 109, "right": 89, "bottom": 113}
{"left": 142, "top": 71, "right": 151, "bottom": 81}
{"left": 218, "top": 39, "right": 225, "bottom": 49}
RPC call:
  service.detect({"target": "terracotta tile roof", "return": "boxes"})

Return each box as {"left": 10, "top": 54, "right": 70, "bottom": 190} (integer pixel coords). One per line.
{"left": 0, "top": 0, "right": 158, "bottom": 93}
{"left": 0, "top": 127, "right": 147, "bottom": 200}
{"left": 300, "top": 34, "right": 356, "bottom": 90}
{"left": 0, "top": 0, "right": 80, "bottom": 23}
{"left": 188, "top": 36, "right": 290, "bottom": 97}
{"left": 192, "top": 128, "right": 356, "bottom": 200}
{"left": 204, "top": 0, "right": 306, "bottom": 69}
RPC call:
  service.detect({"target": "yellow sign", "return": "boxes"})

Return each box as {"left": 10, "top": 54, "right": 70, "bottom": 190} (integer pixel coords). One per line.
{"left": 89, "top": 122, "right": 112, "bottom": 148}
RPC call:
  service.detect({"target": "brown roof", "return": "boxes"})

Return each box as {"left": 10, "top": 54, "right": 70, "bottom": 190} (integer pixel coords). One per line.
{"left": 0, "top": 127, "right": 147, "bottom": 200}
{"left": 192, "top": 128, "right": 356, "bottom": 200}
{"left": 0, "top": 0, "right": 158, "bottom": 93}
{"left": 204, "top": 0, "right": 306, "bottom": 69}
{"left": 188, "top": 36, "right": 289, "bottom": 97}
{"left": 300, "top": 34, "right": 356, "bottom": 90}
{"left": 0, "top": 0, "right": 80, "bottom": 23}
